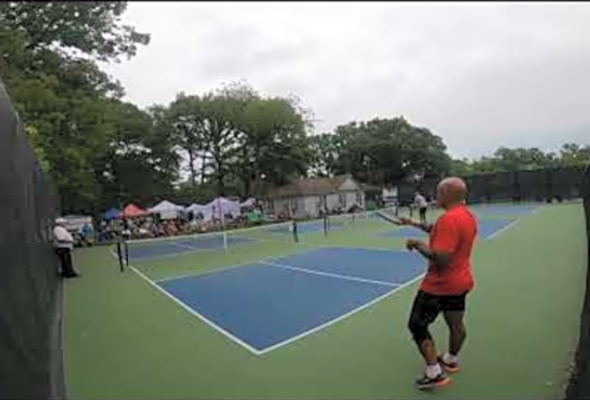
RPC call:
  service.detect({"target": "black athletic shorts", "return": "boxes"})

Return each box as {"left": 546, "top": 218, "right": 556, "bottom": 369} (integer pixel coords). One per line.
{"left": 409, "top": 289, "right": 468, "bottom": 326}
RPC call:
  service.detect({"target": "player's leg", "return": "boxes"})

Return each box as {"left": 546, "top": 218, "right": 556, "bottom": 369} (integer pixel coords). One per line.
{"left": 439, "top": 292, "right": 468, "bottom": 372}
{"left": 420, "top": 207, "right": 426, "bottom": 224}
{"left": 407, "top": 290, "right": 450, "bottom": 389}
{"left": 55, "top": 248, "right": 67, "bottom": 277}
{"left": 63, "top": 249, "right": 78, "bottom": 278}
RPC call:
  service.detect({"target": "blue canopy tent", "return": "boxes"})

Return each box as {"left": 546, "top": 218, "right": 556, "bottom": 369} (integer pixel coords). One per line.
{"left": 103, "top": 207, "right": 121, "bottom": 220}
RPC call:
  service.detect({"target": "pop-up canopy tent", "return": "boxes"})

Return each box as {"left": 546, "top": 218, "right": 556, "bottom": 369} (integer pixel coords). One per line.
{"left": 186, "top": 203, "right": 214, "bottom": 221}
{"left": 240, "top": 197, "right": 256, "bottom": 208}
{"left": 206, "top": 196, "right": 241, "bottom": 219}
{"left": 150, "top": 200, "right": 184, "bottom": 220}
{"left": 103, "top": 207, "right": 121, "bottom": 220}
{"left": 120, "top": 203, "right": 151, "bottom": 218}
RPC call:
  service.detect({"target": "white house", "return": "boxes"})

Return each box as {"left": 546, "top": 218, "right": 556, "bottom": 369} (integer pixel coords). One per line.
{"left": 264, "top": 174, "right": 367, "bottom": 219}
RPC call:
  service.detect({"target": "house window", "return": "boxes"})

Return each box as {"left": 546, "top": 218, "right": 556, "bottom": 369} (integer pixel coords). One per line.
{"left": 339, "top": 193, "right": 346, "bottom": 209}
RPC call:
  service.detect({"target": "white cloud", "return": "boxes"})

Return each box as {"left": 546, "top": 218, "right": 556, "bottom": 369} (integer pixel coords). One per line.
{"left": 101, "top": 1, "right": 590, "bottom": 159}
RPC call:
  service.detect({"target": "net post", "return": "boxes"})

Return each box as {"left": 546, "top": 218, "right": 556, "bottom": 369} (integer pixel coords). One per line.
{"left": 123, "top": 238, "right": 129, "bottom": 269}
{"left": 222, "top": 213, "right": 228, "bottom": 252}
{"left": 292, "top": 219, "right": 299, "bottom": 243}
{"left": 116, "top": 240, "right": 124, "bottom": 272}
{"left": 323, "top": 208, "right": 328, "bottom": 237}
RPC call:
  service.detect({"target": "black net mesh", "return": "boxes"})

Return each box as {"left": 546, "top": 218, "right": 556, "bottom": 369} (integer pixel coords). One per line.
{"left": 566, "top": 163, "right": 590, "bottom": 400}
{"left": 0, "top": 79, "right": 65, "bottom": 399}
{"left": 459, "top": 167, "right": 585, "bottom": 205}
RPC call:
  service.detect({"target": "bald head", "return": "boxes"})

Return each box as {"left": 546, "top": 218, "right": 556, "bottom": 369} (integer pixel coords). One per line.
{"left": 436, "top": 177, "right": 468, "bottom": 208}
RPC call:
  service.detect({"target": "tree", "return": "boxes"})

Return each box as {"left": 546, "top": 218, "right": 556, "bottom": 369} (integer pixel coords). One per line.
{"left": 0, "top": 2, "right": 153, "bottom": 213}
{"left": 317, "top": 117, "right": 451, "bottom": 186}
{"left": 450, "top": 158, "right": 474, "bottom": 176}
{"left": 95, "top": 101, "right": 179, "bottom": 210}
{"left": 236, "top": 96, "right": 309, "bottom": 196}
{"left": 164, "top": 94, "right": 209, "bottom": 194}
{"left": 0, "top": 2, "right": 149, "bottom": 62}
{"left": 307, "top": 133, "right": 341, "bottom": 177}
{"left": 559, "top": 143, "right": 590, "bottom": 167}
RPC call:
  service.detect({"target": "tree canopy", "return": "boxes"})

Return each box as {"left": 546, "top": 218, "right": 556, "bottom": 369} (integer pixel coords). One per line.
{"left": 1, "top": 2, "right": 588, "bottom": 215}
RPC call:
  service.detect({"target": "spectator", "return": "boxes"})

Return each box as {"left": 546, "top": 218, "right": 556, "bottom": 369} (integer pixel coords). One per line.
{"left": 53, "top": 218, "right": 79, "bottom": 278}
{"left": 81, "top": 221, "right": 94, "bottom": 247}
{"left": 414, "top": 191, "right": 428, "bottom": 224}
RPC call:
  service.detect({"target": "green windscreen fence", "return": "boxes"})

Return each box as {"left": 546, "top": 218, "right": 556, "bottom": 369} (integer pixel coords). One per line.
{"left": 0, "top": 78, "right": 65, "bottom": 398}
{"left": 566, "top": 163, "right": 590, "bottom": 400}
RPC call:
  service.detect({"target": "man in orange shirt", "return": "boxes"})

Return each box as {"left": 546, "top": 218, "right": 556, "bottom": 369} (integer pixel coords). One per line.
{"left": 399, "top": 177, "right": 477, "bottom": 390}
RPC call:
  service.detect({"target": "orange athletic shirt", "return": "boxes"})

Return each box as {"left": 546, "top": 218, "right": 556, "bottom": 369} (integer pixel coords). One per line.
{"left": 419, "top": 204, "right": 477, "bottom": 295}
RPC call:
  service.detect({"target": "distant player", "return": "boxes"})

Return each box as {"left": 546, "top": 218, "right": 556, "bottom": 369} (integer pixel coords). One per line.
{"left": 399, "top": 177, "right": 477, "bottom": 390}
{"left": 414, "top": 191, "right": 428, "bottom": 224}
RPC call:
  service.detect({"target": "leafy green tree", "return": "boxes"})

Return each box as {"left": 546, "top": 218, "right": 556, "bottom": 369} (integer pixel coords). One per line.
{"left": 235, "top": 96, "right": 309, "bottom": 196}
{"left": 316, "top": 117, "right": 451, "bottom": 186}
{"left": 559, "top": 143, "right": 590, "bottom": 167}
{"left": 0, "top": 2, "right": 152, "bottom": 213}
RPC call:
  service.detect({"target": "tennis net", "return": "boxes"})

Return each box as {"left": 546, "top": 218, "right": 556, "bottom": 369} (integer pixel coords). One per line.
{"left": 324, "top": 206, "right": 400, "bottom": 235}
{"left": 123, "top": 220, "right": 298, "bottom": 261}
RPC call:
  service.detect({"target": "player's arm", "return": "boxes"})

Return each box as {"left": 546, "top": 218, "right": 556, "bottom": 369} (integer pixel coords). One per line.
{"left": 406, "top": 216, "right": 458, "bottom": 270}
{"left": 406, "top": 240, "right": 452, "bottom": 269}
{"left": 400, "top": 218, "right": 433, "bottom": 233}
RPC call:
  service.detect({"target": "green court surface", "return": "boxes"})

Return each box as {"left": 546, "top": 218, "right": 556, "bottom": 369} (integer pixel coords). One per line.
{"left": 63, "top": 202, "right": 587, "bottom": 399}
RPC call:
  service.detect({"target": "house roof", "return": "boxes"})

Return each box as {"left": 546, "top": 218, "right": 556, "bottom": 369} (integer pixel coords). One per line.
{"left": 265, "top": 174, "right": 358, "bottom": 198}
{"left": 359, "top": 182, "right": 381, "bottom": 192}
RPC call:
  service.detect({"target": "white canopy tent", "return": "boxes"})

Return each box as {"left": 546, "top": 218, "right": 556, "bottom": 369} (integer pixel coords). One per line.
{"left": 150, "top": 200, "right": 184, "bottom": 220}
{"left": 206, "top": 196, "right": 241, "bottom": 219}
{"left": 240, "top": 197, "right": 256, "bottom": 208}
{"left": 186, "top": 203, "right": 214, "bottom": 221}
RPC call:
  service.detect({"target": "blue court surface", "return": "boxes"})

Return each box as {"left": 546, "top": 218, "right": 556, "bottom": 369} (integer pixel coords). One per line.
{"left": 156, "top": 247, "right": 425, "bottom": 353}
{"left": 379, "top": 218, "right": 517, "bottom": 240}
{"left": 127, "top": 235, "right": 255, "bottom": 260}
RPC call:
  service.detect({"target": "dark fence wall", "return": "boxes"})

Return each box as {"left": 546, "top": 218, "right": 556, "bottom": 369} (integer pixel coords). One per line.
{"left": 0, "top": 79, "right": 65, "bottom": 398}
{"left": 397, "top": 166, "right": 587, "bottom": 205}
{"left": 566, "top": 164, "right": 590, "bottom": 400}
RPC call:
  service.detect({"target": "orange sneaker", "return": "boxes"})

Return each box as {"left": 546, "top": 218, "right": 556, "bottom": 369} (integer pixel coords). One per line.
{"left": 414, "top": 372, "right": 451, "bottom": 390}
{"left": 438, "top": 355, "right": 460, "bottom": 373}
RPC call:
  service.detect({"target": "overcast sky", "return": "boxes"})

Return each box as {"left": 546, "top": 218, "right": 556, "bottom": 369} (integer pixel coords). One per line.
{"left": 101, "top": 1, "right": 590, "bottom": 159}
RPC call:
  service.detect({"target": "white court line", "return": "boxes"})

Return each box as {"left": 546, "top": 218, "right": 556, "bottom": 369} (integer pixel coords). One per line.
{"left": 109, "top": 250, "right": 263, "bottom": 356}
{"left": 155, "top": 243, "right": 323, "bottom": 284}
{"left": 109, "top": 250, "right": 262, "bottom": 354}
{"left": 111, "top": 248, "right": 425, "bottom": 356}
{"left": 486, "top": 219, "right": 520, "bottom": 240}
{"left": 256, "top": 272, "right": 425, "bottom": 355}
{"left": 173, "top": 242, "right": 199, "bottom": 250}
{"left": 531, "top": 205, "right": 543, "bottom": 214}
{"left": 156, "top": 261, "right": 259, "bottom": 283}
{"left": 261, "top": 260, "right": 398, "bottom": 288}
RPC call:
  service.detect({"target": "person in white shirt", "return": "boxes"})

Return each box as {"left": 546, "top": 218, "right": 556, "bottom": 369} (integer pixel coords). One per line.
{"left": 415, "top": 192, "right": 428, "bottom": 224}
{"left": 53, "top": 218, "right": 79, "bottom": 278}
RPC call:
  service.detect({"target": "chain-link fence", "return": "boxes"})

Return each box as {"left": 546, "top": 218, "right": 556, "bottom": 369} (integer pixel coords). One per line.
{"left": 397, "top": 166, "right": 587, "bottom": 205}
{"left": 0, "top": 78, "right": 65, "bottom": 399}
{"left": 566, "top": 163, "right": 590, "bottom": 400}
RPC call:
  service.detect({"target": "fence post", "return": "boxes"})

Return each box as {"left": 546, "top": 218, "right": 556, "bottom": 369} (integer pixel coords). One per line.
{"left": 565, "top": 164, "right": 590, "bottom": 400}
